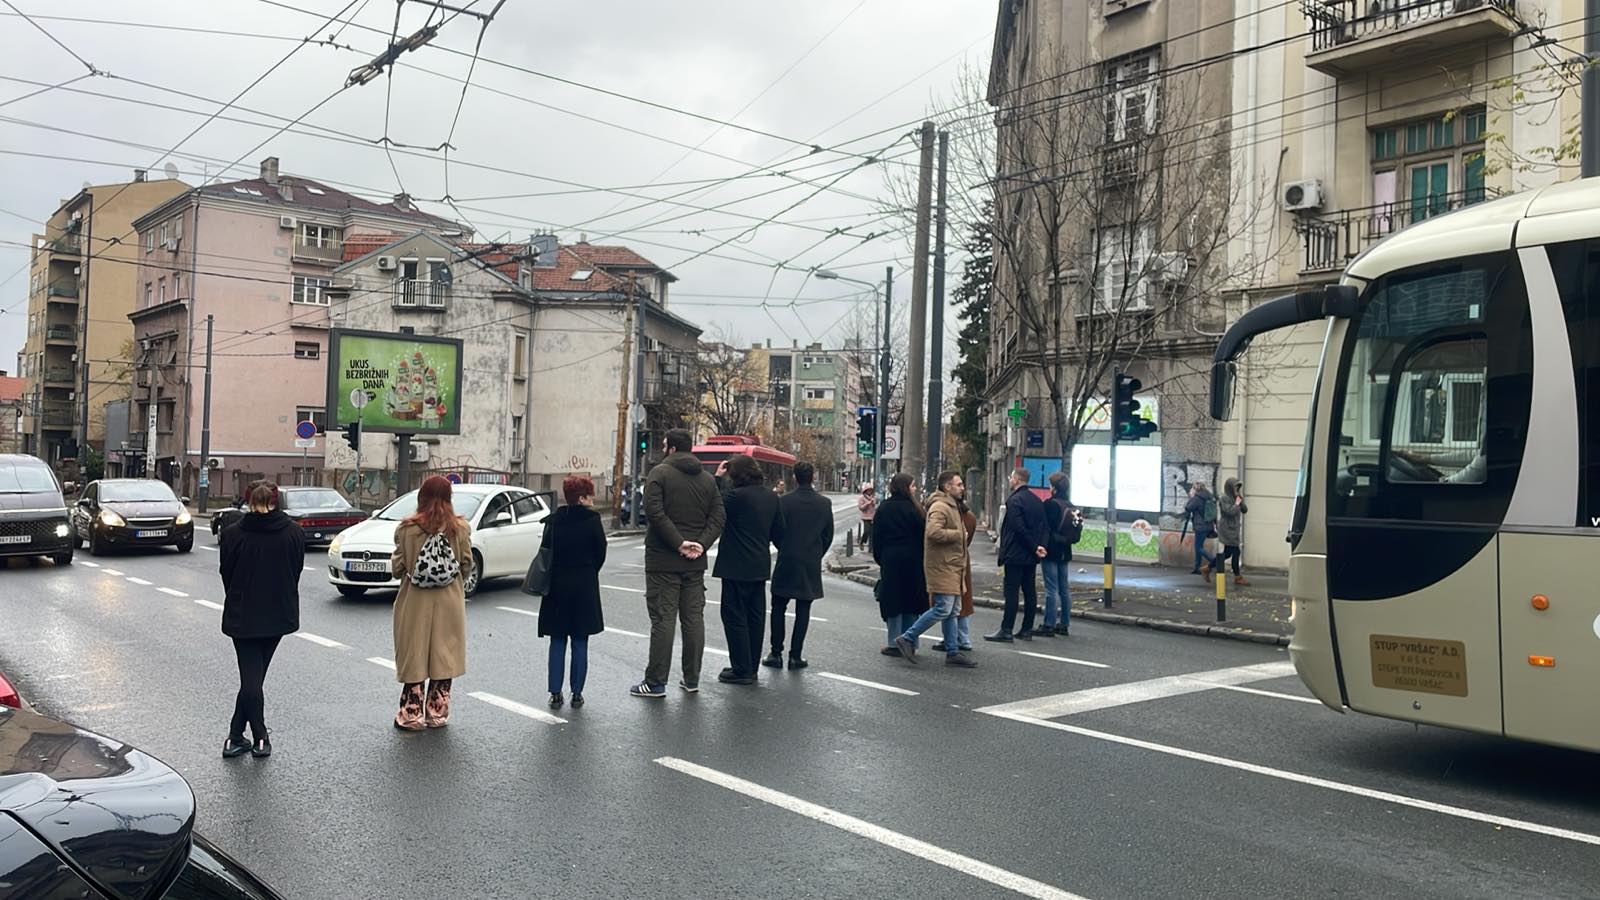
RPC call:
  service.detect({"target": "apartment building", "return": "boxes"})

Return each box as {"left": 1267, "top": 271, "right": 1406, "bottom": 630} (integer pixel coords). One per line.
{"left": 128, "top": 157, "right": 462, "bottom": 500}
{"left": 742, "top": 339, "right": 871, "bottom": 489}
{"left": 0, "top": 373, "right": 22, "bottom": 455}
{"left": 16, "top": 174, "right": 189, "bottom": 464}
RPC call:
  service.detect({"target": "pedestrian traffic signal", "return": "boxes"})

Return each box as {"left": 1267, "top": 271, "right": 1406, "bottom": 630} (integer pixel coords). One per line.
{"left": 856, "top": 408, "right": 877, "bottom": 444}
{"left": 1112, "top": 373, "right": 1158, "bottom": 443}
{"left": 342, "top": 420, "right": 362, "bottom": 453}
{"left": 638, "top": 431, "right": 650, "bottom": 454}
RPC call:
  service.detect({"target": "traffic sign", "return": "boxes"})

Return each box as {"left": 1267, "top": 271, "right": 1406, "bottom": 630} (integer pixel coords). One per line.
{"left": 294, "top": 437, "right": 317, "bottom": 449}
{"left": 1026, "top": 429, "right": 1044, "bottom": 449}
{"left": 445, "top": 472, "right": 463, "bottom": 484}
{"left": 883, "top": 425, "right": 901, "bottom": 460}
{"left": 295, "top": 420, "right": 318, "bottom": 440}
{"left": 857, "top": 440, "right": 875, "bottom": 459}
{"left": 349, "top": 388, "right": 370, "bottom": 410}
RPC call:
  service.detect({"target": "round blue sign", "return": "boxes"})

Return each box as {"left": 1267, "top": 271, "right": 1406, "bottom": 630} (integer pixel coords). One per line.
{"left": 295, "top": 420, "right": 317, "bottom": 440}
{"left": 445, "top": 472, "right": 463, "bottom": 484}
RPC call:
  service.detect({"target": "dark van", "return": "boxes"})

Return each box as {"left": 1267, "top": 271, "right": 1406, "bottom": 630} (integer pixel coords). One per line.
{"left": 0, "top": 454, "right": 74, "bottom": 565}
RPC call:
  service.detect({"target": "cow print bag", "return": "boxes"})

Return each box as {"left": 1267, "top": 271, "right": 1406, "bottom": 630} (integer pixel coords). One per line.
{"left": 410, "top": 530, "right": 461, "bottom": 589}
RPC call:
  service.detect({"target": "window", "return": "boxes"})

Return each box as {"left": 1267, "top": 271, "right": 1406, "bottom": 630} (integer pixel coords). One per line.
{"left": 144, "top": 231, "right": 154, "bottom": 254}
{"left": 518, "top": 265, "right": 532, "bottom": 290}
{"left": 158, "top": 277, "right": 166, "bottom": 303}
{"left": 298, "top": 223, "right": 338, "bottom": 250}
{"left": 1103, "top": 49, "right": 1159, "bottom": 144}
{"left": 294, "top": 341, "right": 320, "bottom": 360}
{"left": 144, "top": 282, "right": 153, "bottom": 306}
{"left": 171, "top": 272, "right": 182, "bottom": 300}
{"left": 511, "top": 491, "right": 544, "bottom": 522}
{"left": 514, "top": 333, "right": 527, "bottom": 379}
{"left": 570, "top": 269, "right": 593, "bottom": 281}
{"left": 804, "top": 387, "right": 832, "bottom": 400}
{"left": 1369, "top": 107, "right": 1488, "bottom": 225}
{"left": 397, "top": 259, "right": 420, "bottom": 306}
{"left": 511, "top": 414, "right": 524, "bottom": 459}
{"left": 159, "top": 222, "right": 169, "bottom": 245}
{"left": 1093, "top": 225, "right": 1152, "bottom": 312}
{"left": 304, "top": 186, "right": 326, "bottom": 196}
{"left": 291, "top": 467, "right": 319, "bottom": 486}
{"left": 295, "top": 406, "right": 327, "bottom": 432}
{"left": 292, "top": 275, "right": 332, "bottom": 305}
{"left": 425, "top": 259, "right": 449, "bottom": 307}
{"left": 481, "top": 492, "right": 513, "bottom": 526}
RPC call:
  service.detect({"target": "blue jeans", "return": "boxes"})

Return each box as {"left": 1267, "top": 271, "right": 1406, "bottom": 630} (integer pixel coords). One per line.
{"left": 886, "top": 613, "right": 918, "bottom": 648}
{"left": 548, "top": 634, "right": 589, "bottom": 694}
{"left": 900, "top": 593, "right": 959, "bottom": 655}
{"left": 955, "top": 615, "right": 971, "bottom": 648}
{"left": 1040, "top": 559, "right": 1069, "bottom": 628}
{"left": 1193, "top": 525, "right": 1217, "bottom": 571}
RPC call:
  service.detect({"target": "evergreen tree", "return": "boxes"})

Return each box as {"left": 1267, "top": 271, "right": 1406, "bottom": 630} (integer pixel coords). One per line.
{"left": 949, "top": 202, "right": 992, "bottom": 471}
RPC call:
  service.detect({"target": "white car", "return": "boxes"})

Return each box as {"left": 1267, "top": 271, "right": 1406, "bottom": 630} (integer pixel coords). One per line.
{"left": 326, "top": 484, "right": 551, "bottom": 599}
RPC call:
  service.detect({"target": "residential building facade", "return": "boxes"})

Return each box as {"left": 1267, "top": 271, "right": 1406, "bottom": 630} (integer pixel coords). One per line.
{"left": 0, "top": 373, "right": 22, "bottom": 455}
{"left": 17, "top": 174, "right": 189, "bottom": 464}
{"left": 127, "top": 157, "right": 461, "bottom": 500}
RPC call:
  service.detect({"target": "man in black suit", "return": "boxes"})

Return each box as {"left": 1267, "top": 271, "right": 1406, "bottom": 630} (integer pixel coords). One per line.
{"left": 765, "top": 461, "right": 833, "bottom": 671}
{"left": 712, "top": 455, "right": 786, "bottom": 684}
{"left": 986, "top": 467, "right": 1048, "bottom": 643}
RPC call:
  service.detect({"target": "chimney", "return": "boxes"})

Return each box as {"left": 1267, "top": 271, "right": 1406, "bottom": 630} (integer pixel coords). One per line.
{"left": 578, "top": 232, "right": 588, "bottom": 244}
{"left": 766, "top": 338, "right": 772, "bottom": 349}
{"left": 278, "top": 180, "right": 294, "bottom": 202}
{"left": 530, "top": 233, "right": 559, "bottom": 268}
{"left": 393, "top": 192, "right": 412, "bottom": 211}
{"left": 132, "top": 169, "right": 147, "bottom": 182}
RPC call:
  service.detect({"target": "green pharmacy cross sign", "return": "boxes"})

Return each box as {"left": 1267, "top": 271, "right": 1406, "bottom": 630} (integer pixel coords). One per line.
{"left": 1006, "top": 401, "right": 1027, "bottom": 426}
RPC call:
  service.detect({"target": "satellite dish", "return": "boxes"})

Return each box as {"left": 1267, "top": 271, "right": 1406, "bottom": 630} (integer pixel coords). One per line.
{"left": 163, "top": 162, "right": 179, "bottom": 180}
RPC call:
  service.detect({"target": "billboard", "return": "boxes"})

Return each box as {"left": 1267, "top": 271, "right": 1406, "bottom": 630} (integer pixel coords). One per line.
{"left": 1079, "top": 394, "right": 1159, "bottom": 431}
{"left": 1070, "top": 443, "right": 1162, "bottom": 512}
{"left": 326, "top": 329, "right": 465, "bottom": 435}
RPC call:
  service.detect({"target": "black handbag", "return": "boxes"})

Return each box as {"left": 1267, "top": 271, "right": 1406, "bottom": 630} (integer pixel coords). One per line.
{"left": 521, "top": 543, "right": 553, "bottom": 596}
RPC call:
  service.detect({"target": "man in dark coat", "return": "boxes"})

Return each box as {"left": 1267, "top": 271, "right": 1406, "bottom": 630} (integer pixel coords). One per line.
{"left": 765, "top": 461, "right": 833, "bottom": 670}
{"left": 985, "top": 467, "right": 1048, "bottom": 643}
{"left": 633, "top": 429, "right": 726, "bottom": 699}
{"left": 712, "top": 455, "right": 785, "bottom": 684}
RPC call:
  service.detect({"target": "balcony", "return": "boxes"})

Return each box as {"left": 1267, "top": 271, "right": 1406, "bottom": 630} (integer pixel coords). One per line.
{"left": 1302, "top": 0, "right": 1519, "bottom": 76}
{"left": 393, "top": 279, "right": 450, "bottom": 310}
{"left": 43, "top": 366, "right": 74, "bottom": 386}
{"left": 45, "top": 283, "right": 79, "bottom": 303}
{"left": 1296, "top": 187, "right": 1490, "bottom": 273}
{"left": 48, "top": 235, "right": 82, "bottom": 256}
{"left": 45, "top": 325, "right": 77, "bottom": 345}
{"left": 42, "top": 412, "right": 73, "bottom": 429}
{"left": 292, "top": 239, "right": 344, "bottom": 264}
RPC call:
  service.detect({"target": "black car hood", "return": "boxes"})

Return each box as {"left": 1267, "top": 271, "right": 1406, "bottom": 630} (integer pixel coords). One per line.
{"left": 0, "top": 706, "right": 194, "bottom": 900}
{"left": 0, "top": 492, "right": 66, "bottom": 513}
{"left": 100, "top": 500, "right": 183, "bottom": 518}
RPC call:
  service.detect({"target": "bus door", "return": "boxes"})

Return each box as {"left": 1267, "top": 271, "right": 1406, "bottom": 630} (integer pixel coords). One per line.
{"left": 1323, "top": 252, "right": 1531, "bottom": 736}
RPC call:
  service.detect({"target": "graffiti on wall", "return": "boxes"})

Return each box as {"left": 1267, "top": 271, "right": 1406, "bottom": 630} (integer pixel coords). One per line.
{"left": 337, "top": 469, "right": 397, "bottom": 503}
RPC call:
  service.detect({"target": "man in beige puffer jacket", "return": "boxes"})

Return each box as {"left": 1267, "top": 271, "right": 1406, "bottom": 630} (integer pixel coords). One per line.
{"left": 892, "top": 471, "right": 977, "bottom": 668}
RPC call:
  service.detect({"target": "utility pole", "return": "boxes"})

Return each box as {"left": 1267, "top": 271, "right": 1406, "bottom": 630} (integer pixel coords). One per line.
{"left": 877, "top": 267, "right": 892, "bottom": 494}
{"left": 78, "top": 193, "right": 94, "bottom": 461}
{"left": 633, "top": 274, "right": 646, "bottom": 527}
{"left": 196, "top": 315, "right": 214, "bottom": 511}
{"left": 904, "top": 120, "right": 935, "bottom": 485}
{"left": 926, "top": 129, "right": 949, "bottom": 484}
{"left": 1104, "top": 369, "right": 1121, "bottom": 609}
{"left": 611, "top": 278, "right": 637, "bottom": 525}
{"left": 146, "top": 357, "right": 159, "bottom": 484}
{"left": 1586, "top": 0, "right": 1600, "bottom": 177}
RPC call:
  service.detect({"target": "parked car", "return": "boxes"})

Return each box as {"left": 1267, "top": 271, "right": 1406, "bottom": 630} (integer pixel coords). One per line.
{"left": 212, "top": 486, "right": 368, "bottom": 546}
{"left": 326, "top": 484, "right": 552, "bottom": 599}
{"left": 0, "top": 704, "right": 285, "bottom": 898}
{"left": 0, "top": 667, "right": 25, "bottom": 710}
{"left": 72, "top": 478, "right": 194, "bottom": 555}
{"left": 0, "top": 453, "right": 73, "bottom": 566}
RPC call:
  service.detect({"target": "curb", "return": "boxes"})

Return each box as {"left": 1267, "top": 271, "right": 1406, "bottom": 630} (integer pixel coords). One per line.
{"left": 831, "top": 563, "right": 1290, "bottom": 648}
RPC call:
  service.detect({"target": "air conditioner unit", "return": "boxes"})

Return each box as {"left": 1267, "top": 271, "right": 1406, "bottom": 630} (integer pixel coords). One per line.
{"left": 1151, "top": 252, "right": 1192, "bottom": 283}
{"left": 205, "top": 457, "right": 224, "bottom": 469}
{"left": 1282, "top": 180, "right": 1324, "bottom": 212}
{"left": 408, "top": 442, "right": 430, "bottom": 463}
{"left": 279, "top": 215, "right": 296, "bottom": 230}
{"left": 377, "top": 255, "right": 396, "bottom": 271}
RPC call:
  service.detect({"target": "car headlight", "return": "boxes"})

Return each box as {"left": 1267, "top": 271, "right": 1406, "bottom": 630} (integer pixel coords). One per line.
{"left": 99, "top": 510, "right": 126, "bottom": 527}
{"left": 328, "top": 534, "right": 343, "bottom": 555}
{"left": 174, "top": 509, "right": 192, "bottom": 525}
{"left": 55, "top": 523, "right": 70, "bottom": 538}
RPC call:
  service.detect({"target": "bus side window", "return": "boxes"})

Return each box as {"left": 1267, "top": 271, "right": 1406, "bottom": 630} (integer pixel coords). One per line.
{"left": 1545, "top": 240, "right": 1600, "bottom": 528}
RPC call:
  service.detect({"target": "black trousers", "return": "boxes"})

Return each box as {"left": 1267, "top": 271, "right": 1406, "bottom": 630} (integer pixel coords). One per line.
{"left": 1000, "top": 561, "right": 1039, "bottom": 633}
{"left": 720, "top": 580, "right": 767, "bottom": 677}
{"left": 1220, "top": 544, "right": 1243, "bottom": 575}
{"left": 230, "top": 636, "right": 282, "bottom": 742}
{"left": 770, "top": 596, "right": 813, "bottom": 658}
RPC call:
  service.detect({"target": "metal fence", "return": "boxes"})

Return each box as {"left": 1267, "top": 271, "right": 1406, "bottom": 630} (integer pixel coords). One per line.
{"left": 1304, "top": 0, "right": 1517, "bottom": 54}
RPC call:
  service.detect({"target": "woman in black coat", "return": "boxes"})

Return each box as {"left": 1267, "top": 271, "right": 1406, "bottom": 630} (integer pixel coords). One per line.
{"left": 871, "top": 472, "right": 927, "bottom": 656}
{"left": 539, "top": 475, "right": 607, "bottom": 709}
{"left": 218, "top": 480, "right": 306, "bottom": 759}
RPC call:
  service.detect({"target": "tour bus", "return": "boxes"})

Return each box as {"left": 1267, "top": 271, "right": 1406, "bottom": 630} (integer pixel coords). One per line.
{"left": 692, "top": 435, "right": 796, "bottom": 488}
{"left": 1209, "top": 177, "right": 1600, "bottom": 753}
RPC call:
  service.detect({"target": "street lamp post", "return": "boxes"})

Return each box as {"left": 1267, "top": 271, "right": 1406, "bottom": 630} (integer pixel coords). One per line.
{"left": 816, "top": 267, "right": 891, "bottom": 494}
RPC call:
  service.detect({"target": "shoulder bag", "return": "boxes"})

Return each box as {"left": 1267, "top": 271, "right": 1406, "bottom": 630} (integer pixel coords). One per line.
{"left": 521, "top": 532, "right": 554, "bottom": 596}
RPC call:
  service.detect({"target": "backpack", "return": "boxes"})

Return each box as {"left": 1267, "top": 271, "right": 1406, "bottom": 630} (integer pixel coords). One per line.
{"left": 410, "top": 530, "right": 461, "bottom": 589}
{"left": 1055, "top": 500, "right": 1084, "bottom": 545}
{"left": 1203, "top": 496, "right": 1219, "bottom": 524}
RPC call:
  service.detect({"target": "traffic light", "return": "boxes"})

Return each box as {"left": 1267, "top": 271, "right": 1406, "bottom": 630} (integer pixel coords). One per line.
{"left": 342, "top": 420, "right": 362, "bottom": 453}
{"left": 638, "top": 431, "right": 651, "bottom": 454}
{"left": 856, "top": 408, "right": 877, "bottom": 444}
{"left": 1112, "top": 373, "right": 1158, "bottom": 443}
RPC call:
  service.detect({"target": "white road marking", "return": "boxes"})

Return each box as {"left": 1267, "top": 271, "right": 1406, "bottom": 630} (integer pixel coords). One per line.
{"left": 303, "top": 566, "right": 315, "bottom": 572}
{"left": 601, "top": 584, "right": 646, "bottom": 593}
{"left": 605, "top": 626, "right": 648, "bottom": 638}
{"left": 468, "top": 690, "right": 567, "bottom": 725}
{"left": 1211, "top": 683, "right": 1320, "bottom": 705}
{"left": 705, "top": 645, "right": 730, "bottom": 657}
{"left": 156, "top": 587, "right": 188, "bottom": 598}
{"left": 293, "top": 631, "right": 348, "bottom": 649}
{"left": 367, "top": 657, "right": 397, "bottom": 670}
{"left": 655, "top": 757, "right": 1087, "bottom": 900}
{"left": 194, "top": 599, "right": 224, "bottom": 611}
{"left": 976, "top": 662, "right": 1295, "bottom": 719}
{"left": 979, "top": 709, "right": 1600, "bottom": 848}
{"left": 496, "top": 606, "right": 538, "bottom": 618}
{"left": 1015, "top": 651, "right": 1111, "bottom": 670}
{"left": 79, "top": 561, "right": 100, "bottom": 568}
{"left": 816, "top": 672, "right": 919, "bottom": 696}
{"left": 199, "top": 545, "right": 218, "bottom": 552}
{"left": 104, "top": 569, "right": 124, "bottom": 576}
{"left": 126, "top": 577, "right": 152, "bottom": 586}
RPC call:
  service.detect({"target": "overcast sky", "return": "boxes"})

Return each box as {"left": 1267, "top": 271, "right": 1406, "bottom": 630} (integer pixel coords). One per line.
{"left": 0, "top": 0, "right": 991, "bottom": 371}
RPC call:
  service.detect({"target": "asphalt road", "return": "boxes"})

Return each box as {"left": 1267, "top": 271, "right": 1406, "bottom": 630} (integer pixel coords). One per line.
{"left": 2, "top": 495, "right": 1597, "bottom": 899}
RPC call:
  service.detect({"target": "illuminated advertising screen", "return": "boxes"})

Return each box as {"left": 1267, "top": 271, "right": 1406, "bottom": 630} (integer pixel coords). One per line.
{"left": 326, "top": 329, "right": 465, "bottom": 435}
{"left": 1070, "top": 443, "right": 1162, "bottom": 512}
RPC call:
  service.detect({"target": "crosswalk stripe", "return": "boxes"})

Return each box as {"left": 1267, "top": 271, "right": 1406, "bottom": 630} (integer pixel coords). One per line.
{"left": 468, "top": 691, "right": 566, "bottom": 725}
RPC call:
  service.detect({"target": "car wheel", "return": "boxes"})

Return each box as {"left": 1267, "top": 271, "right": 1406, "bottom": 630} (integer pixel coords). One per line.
{"left": 52, "top": 549, "right": 72, "bottom": 566}
{"left": 176, "top": 536, "right": 193, "bottom": 553}
{"left": 72, "top": 531, "right": 82, "bottom": 550}
{"left": 89, "top": 530, "right": 106, "bottom": 556}
{"left": 336, "top": 585, "right": 367, "bottom": 599}
{"left": 463, "top": 552, "right": 482, "bottom": 598}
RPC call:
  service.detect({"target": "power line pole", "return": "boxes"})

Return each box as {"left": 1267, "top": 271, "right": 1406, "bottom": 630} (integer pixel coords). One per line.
{"left": 877, "top": 267, "right": 892, "bottom": 494}
{"left": 904, "top": 120, "right": 935, "bottom": 485}
{"left": 196, "top": 315, "right": 214, "bottom": 511}
{"left": 78, "top": 193, "right": 94, "bottom": 460}
{"left": 611, "top": 278, "right": 637, "bottom": 526}
{"left": 1586, "top": 0, "right": 1600, "bottom": 177}
{"left": 926, "top": 129, "right": 949, "bottom": 484}
{"left": 633, "top": 274, "right": 646, "bottom": 527}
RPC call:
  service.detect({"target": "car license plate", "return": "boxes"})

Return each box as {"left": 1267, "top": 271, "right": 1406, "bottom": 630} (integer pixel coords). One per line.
{"left": 346, "top": 560, "right": 389, "bottom": 573}
{"left": 0, "top": 535, "right": 30, "bottom": 545}
{"left": 136, "top": 529, "right": 169, "bottom": 538}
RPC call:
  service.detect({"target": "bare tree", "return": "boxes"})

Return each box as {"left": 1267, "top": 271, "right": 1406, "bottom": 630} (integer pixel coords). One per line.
{"left": 694, "top": 337, "right": 763, "bottom": 437}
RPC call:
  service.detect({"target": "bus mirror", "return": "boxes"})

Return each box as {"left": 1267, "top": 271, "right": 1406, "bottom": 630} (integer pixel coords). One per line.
{"left": 1323, "top": 284, "right": 1359, "bottom": 319}
{"left": 1210, "top": 360, "right": 1236, "bottom": 421}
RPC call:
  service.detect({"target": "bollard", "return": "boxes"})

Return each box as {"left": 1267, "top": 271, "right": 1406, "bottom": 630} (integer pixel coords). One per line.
{"left": 1215, "top": 570, "right": 1227, "bottom": 622}
{"left": 845, "top": 529, "right": 854, "bottom": 557}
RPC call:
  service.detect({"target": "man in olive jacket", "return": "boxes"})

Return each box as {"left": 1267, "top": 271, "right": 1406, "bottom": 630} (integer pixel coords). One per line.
{"left": 631, "top": 429, "right": 726, "bottom": 699}
{"left": 892, "top": 471, "right": 976, "bottom": 668}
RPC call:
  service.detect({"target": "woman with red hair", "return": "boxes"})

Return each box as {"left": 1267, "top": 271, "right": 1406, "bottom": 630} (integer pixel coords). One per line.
{"left": 532, "top": 474, "right": 606, "bottom": 709}
{"left": 389, "top": 474, "right": 471, "bottom": 730}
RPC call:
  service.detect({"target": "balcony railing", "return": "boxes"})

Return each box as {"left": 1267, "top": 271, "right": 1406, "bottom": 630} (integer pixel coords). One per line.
{"left": 46, "top": 283, "right": 78, "bottom": 300}
{"left": 1297, "top": 188, "right": 1491, "bottom": 273}
{"left": 394, "top": 279, "right": 450, "bottom": 309}
{"left": 49, "top": 236, "right": 81, "bottom": 255}
{"left": 43, "top": 367, "right": 74, "bottom": 385}
{"left": 292, "top": 239, "right": 344, "bottom": 264}
{"left": 45, "top": 325, "right": 77, "bottom": 343}
{"left": 1304, "top": 0, "right": 1516, "bottom": 54}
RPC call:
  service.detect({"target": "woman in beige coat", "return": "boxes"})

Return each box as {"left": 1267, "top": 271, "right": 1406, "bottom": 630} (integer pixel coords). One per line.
{"left": 390, "top": 474, "right": 472, "bottom": 730}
